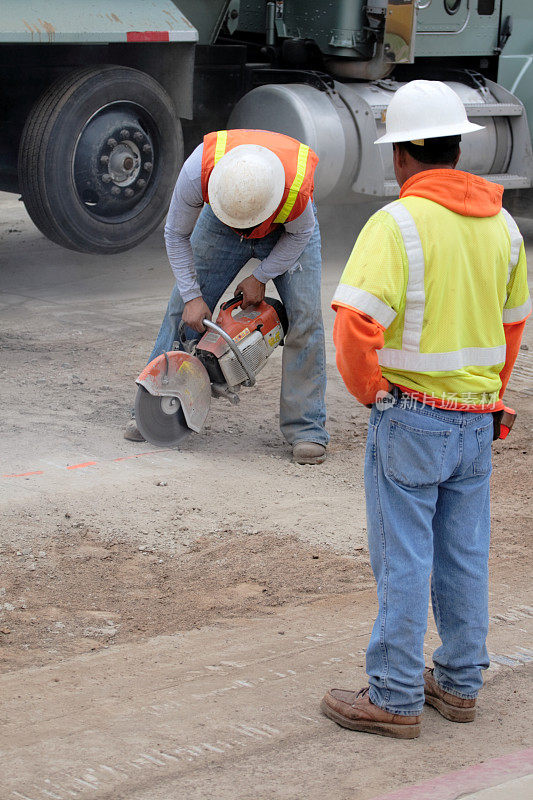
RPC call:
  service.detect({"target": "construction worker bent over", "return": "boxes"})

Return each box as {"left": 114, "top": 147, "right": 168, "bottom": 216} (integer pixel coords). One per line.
{"left": 125, "top": 129, "right": 328, "bottom": 464}
{"left": 321, "top": 80, "right": 531, "bottom": 738}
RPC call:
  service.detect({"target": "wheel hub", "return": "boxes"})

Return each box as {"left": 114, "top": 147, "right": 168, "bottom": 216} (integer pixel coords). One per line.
{"left": 107, "top": 141, "right": 142, "bottom": 186}
{"left": 73, "top": 102, "right": 156, "bottom": 220}
{"left": 160, "top": 396, "right": 181, "bottom": 415}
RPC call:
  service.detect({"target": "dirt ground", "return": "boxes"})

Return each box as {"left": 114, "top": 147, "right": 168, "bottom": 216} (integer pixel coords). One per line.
{"left": 0, "top": 192, "right": 531, "bottom": 800}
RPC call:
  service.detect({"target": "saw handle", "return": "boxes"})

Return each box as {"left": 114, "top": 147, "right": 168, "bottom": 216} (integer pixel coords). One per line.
{"left": 202, "top": 318, "right": 256, "bottom": 387}
{"left": 220, "top": 293, "right": 244, "bottom": 311}
{"left": 178, "top": 294, "right": 245, "bottom": 341}
{"left": 218, "top": 293, "right": 269, "bottom": 336}
{"left": 177, "top": 320, "right": 194, "bottom": 347}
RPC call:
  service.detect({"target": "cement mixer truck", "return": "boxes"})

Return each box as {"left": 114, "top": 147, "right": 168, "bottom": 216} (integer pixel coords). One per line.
{"left": 1, "top": 1, "right": 531, "bottom": 254}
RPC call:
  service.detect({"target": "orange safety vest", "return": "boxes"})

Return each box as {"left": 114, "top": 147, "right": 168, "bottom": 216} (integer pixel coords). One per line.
{"left": 201, "top": 129, "right": 318, "bottom": 239}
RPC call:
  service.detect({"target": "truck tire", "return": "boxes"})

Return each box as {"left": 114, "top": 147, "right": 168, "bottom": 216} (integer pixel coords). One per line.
{"left": 18, "top": 65, "right": 183, "bottom": 254}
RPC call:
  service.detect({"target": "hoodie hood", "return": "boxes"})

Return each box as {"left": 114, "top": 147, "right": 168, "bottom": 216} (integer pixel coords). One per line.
{"left": 400, "top": 169, "right": 503, "bottom": 218}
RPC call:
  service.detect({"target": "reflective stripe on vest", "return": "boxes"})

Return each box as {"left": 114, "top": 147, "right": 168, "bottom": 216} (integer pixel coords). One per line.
{"left": 500, "top": 208, "right": 532, "bottom": 323}
{"left": 333, "top": 284, "right": 397, "bottom": 329}
{"left": 501, "top": 207, "right": 523, "bottom": 282}
{"left": 377, "top": 200, "right": 513, "bottom": 374}
{"left": 213, "top": 130, "right": 228, "bottom": 165}
{"left": 382, "top": 201, "right": 425, "bottom": 352}
{"left": 379, "top": 344, "right": 507, "bottom": 372}
{"left": 503, "top": 296, "right": 532, "bottom": 324}
{"left": 274, "top": 143, "right": 310, "bottom": 224}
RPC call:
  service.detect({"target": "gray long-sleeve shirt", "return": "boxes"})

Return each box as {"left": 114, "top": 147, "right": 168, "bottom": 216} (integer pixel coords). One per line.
{"left": 163, "top": 143, "right": 316, "bottom": 303}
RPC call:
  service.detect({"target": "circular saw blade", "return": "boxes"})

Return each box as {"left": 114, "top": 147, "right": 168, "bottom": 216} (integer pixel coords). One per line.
{"left": 134, "top": 386, "right": 191, "bottom": 447}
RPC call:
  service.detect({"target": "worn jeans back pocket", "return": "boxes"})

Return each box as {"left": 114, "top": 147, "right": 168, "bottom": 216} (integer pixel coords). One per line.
{"left": 386, "top": 419, "right": 451, "bottom": 488}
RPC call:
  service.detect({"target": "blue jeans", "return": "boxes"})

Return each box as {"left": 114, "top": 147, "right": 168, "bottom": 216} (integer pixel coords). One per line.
{"left": 364, "top": 396, "right": 493, "bottom": 715}
{"left": 149, "top": 204, "right": 328, "bottom": 446}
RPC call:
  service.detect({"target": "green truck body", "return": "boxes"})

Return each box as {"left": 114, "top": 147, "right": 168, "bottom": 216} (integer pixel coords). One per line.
{"left": 0, "top": 1, "right": 531, "bottom": 253}
{"left": 498, "top": 0, "right": 533, "bottom": 135}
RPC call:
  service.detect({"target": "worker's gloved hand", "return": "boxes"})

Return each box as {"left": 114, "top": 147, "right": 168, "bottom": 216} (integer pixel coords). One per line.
{"left": 236, "top": 275, "right": 265, "bottom": 308}
{"left": 182, "top": 297, "right": 212, "bottom": 333}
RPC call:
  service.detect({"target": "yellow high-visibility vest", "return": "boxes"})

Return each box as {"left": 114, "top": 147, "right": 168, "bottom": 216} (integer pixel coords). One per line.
{"left": 332, "top": 197, "right": 531, "bottom": 405}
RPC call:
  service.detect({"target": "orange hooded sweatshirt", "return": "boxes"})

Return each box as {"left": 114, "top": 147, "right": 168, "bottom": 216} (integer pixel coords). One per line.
{"left": 333, "top": 169, "right": 527, "bottom": 409}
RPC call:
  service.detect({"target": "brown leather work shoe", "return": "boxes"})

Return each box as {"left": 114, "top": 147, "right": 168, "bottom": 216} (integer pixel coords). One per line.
{"left": 424, "top": 668, "right": 476, "bottom": 722}
{"left": 292, "top": 441, "right": 326, "bottom": 465}
{"left": 321, "top": 687, "right": 421, "bottom": 739}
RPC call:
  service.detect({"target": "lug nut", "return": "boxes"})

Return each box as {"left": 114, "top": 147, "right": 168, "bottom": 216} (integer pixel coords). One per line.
{"left": 100, "top": 155, "right": 109, "bottom": 164}
{"left": 144, "top": 162, "right": 153, "bottom": 172}
{"left": 137, "top": 178, "right": 147, "bottom": 188}
{"left": 142, "top": 143, "right": 152, "bottom": 153}
{"left": 120, "top": 129, "right": 130, "bottom": 139}
{"left": 133, "top": 131, "right": 144, "bottom": 142}
{"left": 107, "top": 138, "right": 117, "bottom": 148}
{"left": 111, "top": 186, "right": 121, "bottom": 196}
{"left": 124, "top": 188, "right": 134, "bottom": 198}
{"left": 102, "top": 173, "right": 112, "bottom": 183}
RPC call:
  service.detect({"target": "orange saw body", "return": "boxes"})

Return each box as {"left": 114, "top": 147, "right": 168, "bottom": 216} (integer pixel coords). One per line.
{"left": 135, "top": 295, "right": 287, "bottom": 446}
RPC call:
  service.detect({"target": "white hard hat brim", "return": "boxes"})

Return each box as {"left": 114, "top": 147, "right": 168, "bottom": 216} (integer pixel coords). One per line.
{"left": 374, "top": 119, "right": 484, "bottom": 144}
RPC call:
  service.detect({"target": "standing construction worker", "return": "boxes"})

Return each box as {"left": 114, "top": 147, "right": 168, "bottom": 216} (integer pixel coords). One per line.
{"left": 125, "top": 129, "right": 328, "bottom": 464}
{"left": 321, "top": 81, "right": 531, "bottom": 738}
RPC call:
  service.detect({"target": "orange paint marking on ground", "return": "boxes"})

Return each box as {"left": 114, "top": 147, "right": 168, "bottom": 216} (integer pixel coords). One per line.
{"left": 2, "top": 451, "right": 175, "bottom": 478}
{"left": 2, "top": 470, "right": 44, "bottom": 478}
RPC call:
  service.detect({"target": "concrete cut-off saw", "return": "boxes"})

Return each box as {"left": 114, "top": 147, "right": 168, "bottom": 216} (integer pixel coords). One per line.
{"left": 135, "top": 294, "right": 288, "bottom": 446}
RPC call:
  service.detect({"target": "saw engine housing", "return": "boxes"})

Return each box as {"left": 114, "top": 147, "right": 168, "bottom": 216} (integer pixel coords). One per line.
{"left": 134, "top": 295, "right": 287, "bottom": 446}
{"left": 196, "top": 295, "right": 287, "bottom": 390}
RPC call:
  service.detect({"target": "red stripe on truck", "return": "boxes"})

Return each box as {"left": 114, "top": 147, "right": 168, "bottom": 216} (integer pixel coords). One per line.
{"left": 127, "top": 31, "right": 170, "bottom": 42}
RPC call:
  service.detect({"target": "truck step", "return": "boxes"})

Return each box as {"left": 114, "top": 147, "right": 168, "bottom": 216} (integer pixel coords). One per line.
{"left": 463, "top": 103, "right": 524, "bottom": 117}
{"left": 372, "top": 102, "right": 523, "bottom": 120}
{"left": 382, "top": 174, "right": 530, "bottom": 196}
{"left": 479, "top": 173, "right": 531, "bottom": 188}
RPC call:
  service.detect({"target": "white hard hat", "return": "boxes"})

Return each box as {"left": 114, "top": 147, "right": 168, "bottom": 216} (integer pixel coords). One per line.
{"left": 375, "top": 80, "right": 484, "bottom": 144}
{"left": 208, "top": 144, "right": 286, "bottom": 229}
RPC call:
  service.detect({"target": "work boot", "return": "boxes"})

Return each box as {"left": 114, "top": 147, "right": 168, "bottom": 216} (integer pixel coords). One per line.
{"left": 292, "top": 441, "right": 326, "bottom": 465}
{"left": 321, "top": 687, "right": 421, "bottom": 739}
{"left": 124, "top": 419, "right": 145, "bottom": 442}
{"left": 424, "top": 667, "right": 476, "bottom": 722}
